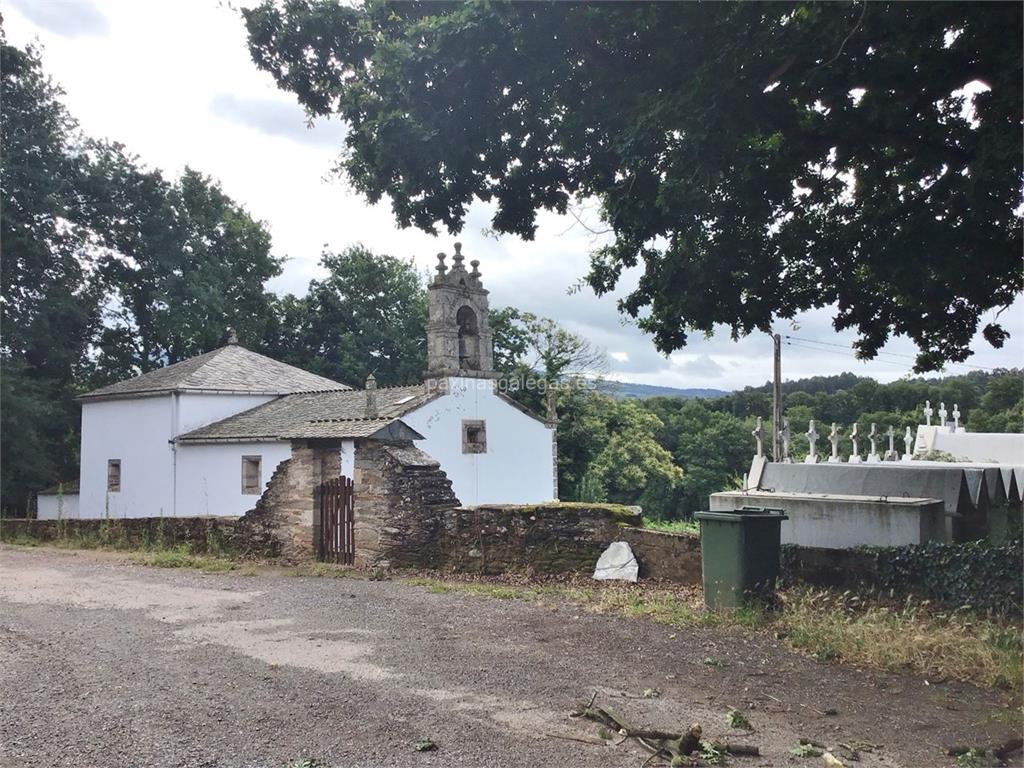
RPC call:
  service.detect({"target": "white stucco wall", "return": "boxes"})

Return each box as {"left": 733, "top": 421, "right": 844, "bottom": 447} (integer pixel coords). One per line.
{"left": 401, "top": 377, "right": 555, "bottom": 506}
{"left": 174, "top": 441, "right": 292, "bottom": 517}
{"left": 79, "top": 396, "right": 175, "bottom": 519}
{"left": 37, "top": 492, "right": 80, "bottom": 520}
{"left": 176, "top": 392, "right": 277, "bottom": 434}
{"left": 916, "top": 425, "right": 1024, "bottom": 465}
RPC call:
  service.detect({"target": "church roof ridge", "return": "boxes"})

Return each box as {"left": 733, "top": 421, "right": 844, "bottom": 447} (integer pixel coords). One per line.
{"left": 79, "top": 343, "right": 349, "bottom": 401}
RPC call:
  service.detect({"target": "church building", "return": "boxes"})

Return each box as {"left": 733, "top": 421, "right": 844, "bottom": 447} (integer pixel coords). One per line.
{"left": 48, "top": 244, "right": 557, "bottom": 519}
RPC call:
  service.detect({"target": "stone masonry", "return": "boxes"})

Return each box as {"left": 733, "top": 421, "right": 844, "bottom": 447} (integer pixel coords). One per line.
{"left": 352, "top": 439, "right": 460, "bottom": 568}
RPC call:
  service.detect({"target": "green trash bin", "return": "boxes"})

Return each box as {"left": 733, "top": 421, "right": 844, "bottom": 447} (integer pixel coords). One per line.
{"left": 693, "top": 506, "right": 788, "bottom": 610}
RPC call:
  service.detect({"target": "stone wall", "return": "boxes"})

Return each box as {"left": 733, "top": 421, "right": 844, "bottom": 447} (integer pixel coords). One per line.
{"left": 352, "top": 440, "right": 460, "bottom": 568}
{"left": 619, "top": 527, "right": 702, "bottom": 584}
{"left": 0, "top": 515, "right": 278, "bottom": 557}
{"left": 438, "top": 503, "right": 642, "bottom": 575}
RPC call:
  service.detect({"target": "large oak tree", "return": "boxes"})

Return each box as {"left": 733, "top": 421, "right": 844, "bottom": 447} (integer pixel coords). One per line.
{"left": 244, "top": 1, "right": 1023, "bottom": 371}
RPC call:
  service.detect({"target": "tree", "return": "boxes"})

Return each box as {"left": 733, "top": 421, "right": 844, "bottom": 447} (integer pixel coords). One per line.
{"left": 588, "top": 401, "right": 683, "bottom": 518}
{"left": 270, "top": 245, "right": 428, "bottom": 387}
{"left": 245, "top": 1, "right": 1022, "bottom": 371}
{"left": 1, "top": 34, "right": 102, "bottom": 510}
{"left": 492, "top": 308, "right": 607, "bottom": 417}
{"left": 86, "top": 153, "right": 283, "bottom": 386}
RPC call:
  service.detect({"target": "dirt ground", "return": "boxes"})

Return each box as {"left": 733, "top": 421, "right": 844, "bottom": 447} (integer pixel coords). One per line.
{"left": 0, "top": 547, "right": 1018, "bottom": 768}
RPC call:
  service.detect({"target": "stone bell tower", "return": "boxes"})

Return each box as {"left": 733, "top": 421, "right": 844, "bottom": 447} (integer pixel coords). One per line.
{"left": 425, "top": 242, "right": 496, "bottom": 379}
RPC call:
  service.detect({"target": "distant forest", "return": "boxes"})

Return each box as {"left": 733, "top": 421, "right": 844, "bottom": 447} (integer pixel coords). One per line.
{"left": 535, "top": 369, "right": 1023, "bottom": 522}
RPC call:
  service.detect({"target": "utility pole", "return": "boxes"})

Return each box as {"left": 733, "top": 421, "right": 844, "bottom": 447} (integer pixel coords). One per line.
{"left": 772, "top": 333, "right": 782, "bottom": 462}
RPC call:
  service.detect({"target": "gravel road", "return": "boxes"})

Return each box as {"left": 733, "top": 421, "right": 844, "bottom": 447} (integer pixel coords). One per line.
{"left": 0, "top": 547, "right": 1015, "bottom": 768}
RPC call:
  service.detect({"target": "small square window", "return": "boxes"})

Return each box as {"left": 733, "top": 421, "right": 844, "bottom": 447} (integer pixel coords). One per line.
{"left": 241, "top": 456, "right": 262, "bottom": 494}
{"left": 107, "top": 460, "right": 121, "bottom": 492}
{"left": 462, "top": 420, "right": 487, "bottom": 454}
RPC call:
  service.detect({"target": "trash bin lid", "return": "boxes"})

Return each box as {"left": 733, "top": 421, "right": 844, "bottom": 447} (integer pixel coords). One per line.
{"left": 693, "top": 508, "right": 788, "bottom": 522}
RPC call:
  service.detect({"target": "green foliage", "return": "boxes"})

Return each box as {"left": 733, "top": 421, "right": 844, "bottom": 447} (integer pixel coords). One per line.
{"left": 413, "top": 737, "right": 436, "bottom": 752}
{"left": 245, "top": 1, "right": 1022, "bottom": 371}
{"left": 782, "top": 540, "right": 1024, "bottom": 615}
{"left": 643, "top": 519, "right": 699, "bottom": 536}
{"left": 870, "top": 540, "right": 1024, "bottom": 616}
{"left": 726, "top": 708, "right": 752, "bottom": 730}
{"left": 698, "top": 740, "right": 725, "bottom": 766}
{"left": 790, "top": 743, "right": 823, "bottom": 758}
{"left": 266, "top": 245, "right": 427, "bottom": 387}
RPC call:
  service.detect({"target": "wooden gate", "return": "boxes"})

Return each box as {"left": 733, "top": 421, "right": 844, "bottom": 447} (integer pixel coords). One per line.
{"left": 315, "top": 476, "right": 354, "bottom": 564}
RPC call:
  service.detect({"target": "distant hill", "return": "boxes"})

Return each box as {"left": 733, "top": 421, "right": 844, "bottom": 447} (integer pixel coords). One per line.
{"left": 598, "top": 380, "right": 729, "bottom": 400}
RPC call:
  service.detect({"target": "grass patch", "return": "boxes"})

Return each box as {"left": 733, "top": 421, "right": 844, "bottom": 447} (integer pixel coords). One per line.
{"left": 403, "top": 576, "right": 1022, "bottom": 693}
{"left": 125, "top": 546, "right": 236, "bottom": 572}
{"left": 642, "top": 518, "right": 699, "bottom": 535}
{"left": 776, "top": 588, "right": 1023, "bottom": 692}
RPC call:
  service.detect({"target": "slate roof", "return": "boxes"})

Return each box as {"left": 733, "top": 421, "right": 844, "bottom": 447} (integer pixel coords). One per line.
{"left": 79, "top": 344, "right": 349, "bottom": 401}
{"left": 175, "top": 384, "right": 438, "bottom": 443}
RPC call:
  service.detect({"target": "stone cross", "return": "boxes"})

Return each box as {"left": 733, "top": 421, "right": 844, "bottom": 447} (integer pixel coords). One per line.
{"left": 923, "top": 400, "right": 933, "bottom": 426}
{"left": 828, "top": 423, "right": 840, "bottom": 463}
{"left": 804, "top": 420, "right": 819, "bottom": 463}
{"left": 867, "top": 423, "right": 881, "bottom": 462}
{"left": 780, "top": 418, "right": 792, "bottom": 462}
{"left": 885, "top": 425, "right": 898, "bottom": 461}
{"left": 938, "top": 402, "right": 948, "bottom": 426}
{"left": 751, "top": 417, "right": 765, "bottom": 458}
{"left": 952, "top": 404, "right": 961, "bottom": 431}
{"left": 902, "top": 426, "right": 914, "bottom": 461}
{"left": 848, "top": 423, "right": 862, "bottom": 463}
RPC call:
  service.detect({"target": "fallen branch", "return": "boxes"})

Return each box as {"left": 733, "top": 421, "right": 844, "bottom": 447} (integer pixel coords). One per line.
{"left": 572, "top": 696, "right": 759, "bottom": 763}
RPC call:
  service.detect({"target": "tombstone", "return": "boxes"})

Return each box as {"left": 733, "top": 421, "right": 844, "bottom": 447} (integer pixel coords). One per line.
{"left": 804, "top": 420, "right": 819, "bottom": 464}
{"left": 884, "top": 425, "right": 899, "bottom": 461}
{"left": 751, "top": 416, "right": 765, "bottom": 458}
{"left": 923, "top": 400, "right": 933, "bottom": 427}
{"left": 866, "top": 423, "right": 881, "bottom": 463}
{"left": 827, "top": 423, "right": 841, "bottom": 464}
{"left": 938, "top": 402, "right": 948, "bottom": 428}
{"left": 848, "top": 423, "right": 862, "bottom": 463}
{"left": 952, "top": 404, "right": 961, "bottom": 432}
{"left": 779, "top": 418, "right": 792, "bottom": 463}
{"left": 901, "top": 426, "right": 914, "bottom": 461}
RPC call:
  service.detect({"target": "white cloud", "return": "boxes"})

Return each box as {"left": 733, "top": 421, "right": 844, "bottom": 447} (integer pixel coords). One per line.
{"left": 8, "top": 0, "right": 108, "bottom": 38}
{"left": 4, "top": 0, "right": 1021, "bottom": 392}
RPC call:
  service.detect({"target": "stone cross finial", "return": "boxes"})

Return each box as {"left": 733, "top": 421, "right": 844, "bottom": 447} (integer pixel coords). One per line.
{"left": 903, "top": 426, "right": 914, "bottom": 461}
{"left": 751, "top": 417, "right": 765, "bottom": 458}
{"left": 365, "top": 373, "right": 378, "bottom": 418}
{"left": 885, "top": 425, "right": 898, "bottom": 461}
{"left": 923, "top": 400, "right": 933, "bottom": 426}
{"left": 848, "top": 423, "right": 862, "bottom": 462}
{"left": 952, "top": 404, "right": 961, "bottom": 431}
{"left": 828, "top": 423, "right": 840, "bottom": 463}
{"left": 451, "top": 241, "right": 465, "bottom": 269}
{"left": 866, "top": 422, "right": 880, "bottom": 462}
{"left": 225, "top": 327, "right": 238, "bottom": 345}
{"left": 435, "top": 251, "right": 447, "bottom": 279}
{"left": 804, "top": 420, "right": 819, "bottom": 463}
{"left": 938, "top": 402, "right": 948, "bottom": 426}
{"left": 780, "top": 418, "right": 792, "bottom": 462}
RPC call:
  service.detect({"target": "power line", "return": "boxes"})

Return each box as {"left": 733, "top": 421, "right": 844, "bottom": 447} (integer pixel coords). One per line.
{"left": 783, "top": 334, "right": 999, "bottom": 372}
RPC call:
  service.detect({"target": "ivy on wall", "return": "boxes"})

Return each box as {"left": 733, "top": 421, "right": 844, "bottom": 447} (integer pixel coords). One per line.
{"left": 783, "top": 540, "right": 1023, "bottom": 615}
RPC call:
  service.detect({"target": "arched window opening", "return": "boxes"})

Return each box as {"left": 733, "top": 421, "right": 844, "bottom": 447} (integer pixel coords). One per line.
{"left": 456, "top": 305, "right": 480, "bottom": 370}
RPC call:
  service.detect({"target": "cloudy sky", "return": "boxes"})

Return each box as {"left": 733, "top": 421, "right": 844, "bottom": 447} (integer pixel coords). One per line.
{"left": 6, "top": 0, "right": 1022, "bottom": 391}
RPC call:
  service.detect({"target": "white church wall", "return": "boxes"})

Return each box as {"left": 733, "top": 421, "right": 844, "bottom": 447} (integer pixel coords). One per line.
{"left": 175, "top": 392, "right": 277, "bottom": 435}
{"left": 37, "top": 492, "right": 80, "bottom": 520}
{"left": 79, "top": 396, "right": 175, "bottom": 519}
{"left": 402, "top": 376, "right": 555, "bottom": 506}
{"left": 174, "top": 441, "right": 292, "bottom": 517}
